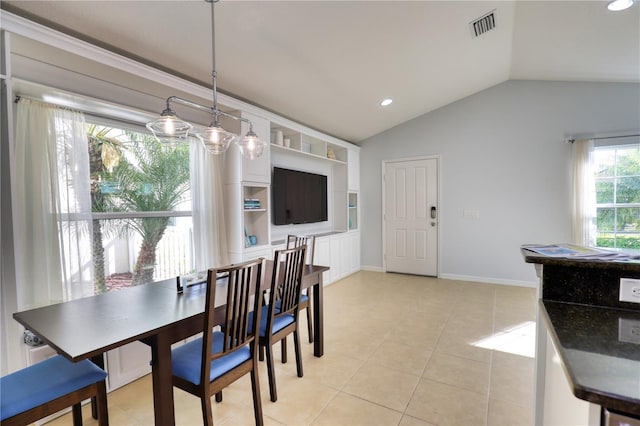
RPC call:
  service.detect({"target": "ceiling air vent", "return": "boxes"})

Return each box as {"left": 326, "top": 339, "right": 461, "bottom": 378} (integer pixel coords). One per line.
{"left": 470, "top": 10, "right": 496, "bottom": 38}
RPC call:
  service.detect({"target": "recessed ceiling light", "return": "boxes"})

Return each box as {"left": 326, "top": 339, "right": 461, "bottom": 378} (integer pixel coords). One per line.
{"left": 607, "top": 0, "right": 635, "bottom": 11}
{"left": 380, "top": 99, "right": 393, "bottom": 107}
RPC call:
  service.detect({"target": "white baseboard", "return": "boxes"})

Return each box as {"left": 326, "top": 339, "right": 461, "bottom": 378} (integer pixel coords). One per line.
{"left": 356, "top": 267, "right": 537, "bottom": 288}
{"left": 439, "top": 273, "right": 537, "bottom": 288}
{"left": 360, "top": 265, "right": 383, "bottom": 272}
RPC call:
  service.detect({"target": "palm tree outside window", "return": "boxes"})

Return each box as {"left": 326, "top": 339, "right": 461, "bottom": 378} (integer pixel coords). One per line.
{"left": 88, "top": 123, "right": 194, "bottom": 292}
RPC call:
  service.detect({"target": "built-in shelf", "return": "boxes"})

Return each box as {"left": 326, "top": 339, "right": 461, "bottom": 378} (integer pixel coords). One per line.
{"left": 227, "top": 121, "right": 359, "bottom": 263}
{"left": 242, "top": 184, "right": 269, "bottom": 249}
{"left": 348, "top": 192, "right": 358, "bottom": 231}
{"left": 270, "top": 124, "right": 347, "bottom": 163}
{"left": 271, "top": 143, "right": 346, "bottom": 164}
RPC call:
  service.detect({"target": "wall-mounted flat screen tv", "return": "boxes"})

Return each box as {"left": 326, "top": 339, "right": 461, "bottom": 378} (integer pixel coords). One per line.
{"left": 272, "top": 167, "right": 328, "bottom": 225}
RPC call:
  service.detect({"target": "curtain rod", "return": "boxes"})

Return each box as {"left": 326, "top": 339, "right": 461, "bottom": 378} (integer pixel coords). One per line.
{"left": 14, "top": 94, "right": 148, "bottom": 129}
{"left": 566, "top": 134, "right": 640, "bottom": 143}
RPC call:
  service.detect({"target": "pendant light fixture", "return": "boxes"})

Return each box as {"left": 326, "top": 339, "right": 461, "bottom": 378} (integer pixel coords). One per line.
{"left": 146, "top": 0, "right": 265, "bottom": 158}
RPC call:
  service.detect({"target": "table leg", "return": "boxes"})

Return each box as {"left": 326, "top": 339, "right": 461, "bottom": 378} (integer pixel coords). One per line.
{"left": 312, "top": 275, "right": 324, "bottom": 357}
{"left": 90, "top": 354, "right": 105, "bottom": 419}
{"left": 145, "top": 334, "right": 176, "bottom": 426}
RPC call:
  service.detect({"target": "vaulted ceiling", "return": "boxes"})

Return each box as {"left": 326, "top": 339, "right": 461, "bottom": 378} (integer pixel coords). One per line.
{"left": 2, "top": 1, "right": 639, "bottom": 143}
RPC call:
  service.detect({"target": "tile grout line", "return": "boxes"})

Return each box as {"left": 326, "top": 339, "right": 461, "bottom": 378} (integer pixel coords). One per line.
{"left": 485, "top": 286, "right": 498, "bottom": 426}
{"left": 396, "top": 278, "right": 458, "bottom": 425}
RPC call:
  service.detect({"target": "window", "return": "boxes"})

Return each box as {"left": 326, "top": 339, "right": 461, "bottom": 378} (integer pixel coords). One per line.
{"left": 87, "top": 122, "right": 194, "bottom": 293}
{"left": 594, "top": 145, "right": 640, "bottom": 249}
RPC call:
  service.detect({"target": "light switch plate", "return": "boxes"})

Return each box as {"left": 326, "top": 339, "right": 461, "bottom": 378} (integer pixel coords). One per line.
{"left": 619, "top": 278, "right": 640, "bottom": 304}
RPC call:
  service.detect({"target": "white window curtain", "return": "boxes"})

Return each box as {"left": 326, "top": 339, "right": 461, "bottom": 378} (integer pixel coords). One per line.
{"left": 13, "top": 99, "right": 93, "bottom": 310}
{"left": 572, "top": 139, "right": 596, "bottom": 246}
{"left": 190, "top": 141, "right": 229, "bottom": 269}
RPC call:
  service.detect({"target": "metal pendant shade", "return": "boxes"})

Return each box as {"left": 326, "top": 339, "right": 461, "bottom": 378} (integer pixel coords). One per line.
{"left": 146, "top": 0, "right": 264, "bottom": 158}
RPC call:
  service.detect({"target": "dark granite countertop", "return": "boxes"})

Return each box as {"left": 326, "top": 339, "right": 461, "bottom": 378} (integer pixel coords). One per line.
{"left": 540, "top": 300, "right": 640, "bottom": 416}
{"left": 521, "top": 247, "right": 640, "bottom": 272}
{"left": 523, "top": 245, "right": 640, "bottom": 417}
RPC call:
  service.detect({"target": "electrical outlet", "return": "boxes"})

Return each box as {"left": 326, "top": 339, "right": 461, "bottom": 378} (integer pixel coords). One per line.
{"left": 619, "top": 278, "right": 640, "bottom": 304}
{"left": 619, "top": 318, "right": 640, "bottom": 344}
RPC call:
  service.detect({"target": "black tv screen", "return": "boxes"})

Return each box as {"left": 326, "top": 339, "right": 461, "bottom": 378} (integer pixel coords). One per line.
{"left": 272, "top": 167, "right": 328, "bottom": 225}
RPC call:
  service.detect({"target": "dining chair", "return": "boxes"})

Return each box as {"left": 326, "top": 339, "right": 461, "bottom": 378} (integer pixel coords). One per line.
{"left": 0, "top": 355, "right": 108, "bottom": 426}
{"left": 286, "top": 234, "right": 315, "bottom": 343}
{"left": 171, "top": 258, "right": 264, "bottom": 426}
{"left": 256, "top": 245, "right": 307, "bottom": 402}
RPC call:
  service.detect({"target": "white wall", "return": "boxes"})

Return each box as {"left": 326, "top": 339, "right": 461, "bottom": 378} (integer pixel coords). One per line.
{"left": 360, "top": 80, "right": 640, "bottom": 286}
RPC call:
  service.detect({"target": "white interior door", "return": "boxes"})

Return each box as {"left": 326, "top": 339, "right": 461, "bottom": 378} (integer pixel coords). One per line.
{"left": 383, "top": 157, "right": 438, "bottom": 276}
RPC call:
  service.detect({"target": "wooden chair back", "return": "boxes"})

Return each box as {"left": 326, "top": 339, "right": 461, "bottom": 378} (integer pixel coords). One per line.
{"left": 268, "top": 246, "right": 306, "bottom": 321}
{"left": 286, "top": 234, "right": 315, "bottom": 264}
{"left": 200, "top": 258, "right": 264, "bottom": 387}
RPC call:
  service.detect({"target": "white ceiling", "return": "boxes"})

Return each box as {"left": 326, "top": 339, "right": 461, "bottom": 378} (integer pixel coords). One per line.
{"left": 2, "top": 0, "right": 639, "bottom": 143}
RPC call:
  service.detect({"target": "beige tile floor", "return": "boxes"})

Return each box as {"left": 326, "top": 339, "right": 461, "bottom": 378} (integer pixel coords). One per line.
{"left": 48, "top": 271, "right": 536, "bottom": 426}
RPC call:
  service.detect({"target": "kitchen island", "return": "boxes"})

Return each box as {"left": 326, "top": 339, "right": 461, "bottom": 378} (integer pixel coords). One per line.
{"left": 522, "top": 245, "right": 640, "bottom": 425}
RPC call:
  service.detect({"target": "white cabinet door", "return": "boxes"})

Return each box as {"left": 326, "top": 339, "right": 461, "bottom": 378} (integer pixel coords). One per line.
{"left": 329, "top": 237, "right": 342, "bottom": 283}
{"left": 105, "top": 341, "right": 151, "bottom": 391}
{"left": 316, "top": 237, "right": 332, "bottom": 284}
{"left": 541, "top": 333, "right": 600, "bottom": 426}
{"left": 316, "top": 233, "right": 360, "bottom": 284}
{"left": 348, "top": 149, "right": 360, "bottom": 191}
{"left": 348, "top": 232, "right": 361, "bottom": 273}
{"left": 25, "top": 344, "right": 57, "bottom": 365}
{"left": 330, "top": 236, "right": 342, "bottom": 282}
{"left": 339, "top": 234, "right": 350, "bottom": 278}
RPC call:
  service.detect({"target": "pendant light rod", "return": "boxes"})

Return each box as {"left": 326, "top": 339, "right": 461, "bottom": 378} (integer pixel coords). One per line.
{"left": 160, "top": 0, "right": 249, "bottom": 126}
{"left": 208, "top": 0, "right": 220, "bottom": 123}
{"left": 163, "top": 96, "right": 252, "bottom": 126}
{"left": 146, "top": 0, "right": 265, "bottom": 158}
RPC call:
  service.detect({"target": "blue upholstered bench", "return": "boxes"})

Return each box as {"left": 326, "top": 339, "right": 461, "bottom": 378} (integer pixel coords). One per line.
{"left": 0, "top": 355, "right": 108, "bottom": 426}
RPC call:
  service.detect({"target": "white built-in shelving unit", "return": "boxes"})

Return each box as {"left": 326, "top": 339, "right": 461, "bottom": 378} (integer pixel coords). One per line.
{"left": 225, "top": 116, "right": 360, "bottom": 283}
{"left": 270, "top": 124, "right": 347, "bottom": 163}
{"left": 348, "top": 192, "right": 358, "bottom": 231}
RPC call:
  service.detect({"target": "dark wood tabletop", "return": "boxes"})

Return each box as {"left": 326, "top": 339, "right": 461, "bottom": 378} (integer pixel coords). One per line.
{"left": 13, "top": 261, "right": 329, "bottom": 426}
{"left": 13, "top": 280, "right": 205, "bottom": 361}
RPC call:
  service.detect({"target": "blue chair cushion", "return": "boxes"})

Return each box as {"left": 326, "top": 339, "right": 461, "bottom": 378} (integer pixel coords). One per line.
{"left": 0, "top": 355, "right": 107, "bottom": 421}
{"left": 171, "top": 332, "right": 251, "bottom": 386}
{"left": 248, "top": 305, "right": 295, "bottom": 337}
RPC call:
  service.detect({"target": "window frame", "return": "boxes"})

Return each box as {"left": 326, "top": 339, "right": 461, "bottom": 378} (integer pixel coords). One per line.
{"left": 83, "top": 115, "right": 196, "bottom": 287}
{"left": 593, "top": 142, "right": 640, "bottom": 249}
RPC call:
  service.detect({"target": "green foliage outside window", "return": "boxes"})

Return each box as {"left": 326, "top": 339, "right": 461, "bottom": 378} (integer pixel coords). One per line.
{"left": 89, "top": 126, "right": 191, "bottom": 290}
{"left": 594, "top": 146, "right": 640, "bottom": 249}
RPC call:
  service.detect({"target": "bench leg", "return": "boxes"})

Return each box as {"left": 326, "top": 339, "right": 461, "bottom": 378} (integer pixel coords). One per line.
{"left": 72, "top": 403, "right": 83, "bottom": 426}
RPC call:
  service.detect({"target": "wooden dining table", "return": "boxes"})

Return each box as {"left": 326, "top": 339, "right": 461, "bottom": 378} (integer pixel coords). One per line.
{"left": 13, "top": 261, "right": 329, "bottom": 426}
